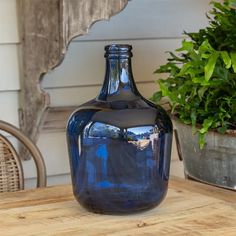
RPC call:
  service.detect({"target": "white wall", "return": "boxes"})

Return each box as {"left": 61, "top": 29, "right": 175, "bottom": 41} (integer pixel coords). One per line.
{"left": 0, "top": 0, "right": 211, "bottom": 188}
{"left": 0, "top": 0, "right": 20, "bottom": 126}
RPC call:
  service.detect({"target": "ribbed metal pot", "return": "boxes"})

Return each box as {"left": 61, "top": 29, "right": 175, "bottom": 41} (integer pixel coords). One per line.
{"left": 173, "top": 116, "right": 236, "bottom": 190}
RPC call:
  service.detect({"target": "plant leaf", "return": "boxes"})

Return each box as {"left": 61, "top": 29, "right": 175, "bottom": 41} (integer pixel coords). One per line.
{"left": 192, "top": 77, "right": 210, "bottom": 86}
{"left": 199, "top": 117, "right": 214, "bottom": 134}
{"left": 198, "top": 87, "right": 208, "bottom": 100}
{"left": 230, "top": 52, "right": 236, "bottom": 73}
{"left": 177, "top": 62, "right": 192, "bottom": 76}
{"left": 176, "top": 40, "right": 194, "bottom": 52}
{"left": 151, "top": 91, "right": 162, "bottom": 102}
{"left": 204, "top": 52, "right": 219, "bottom": 81}
{"left": 217, "top": 126, "right": 227, "bottom": 134}
{"left": 159, "top": 81, "right": 169, "bottom": 97}
{"left": 199, "top": 133, "right": 206, "bottom": 149}
{"left": 221, "top": 51, "right": 231, "bottom": 69}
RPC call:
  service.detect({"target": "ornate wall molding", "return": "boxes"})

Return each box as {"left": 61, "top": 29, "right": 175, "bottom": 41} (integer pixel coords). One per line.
{"left": 20, "top": 0, "right": 129, "bottom": 148}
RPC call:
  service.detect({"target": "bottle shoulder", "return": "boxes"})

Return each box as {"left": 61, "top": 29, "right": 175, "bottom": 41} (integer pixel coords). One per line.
{"left": 68, "top": 97, "right": 168, "bottom": 115}
{"left": 68, "top": 97, "right": 172, "bottom": 133}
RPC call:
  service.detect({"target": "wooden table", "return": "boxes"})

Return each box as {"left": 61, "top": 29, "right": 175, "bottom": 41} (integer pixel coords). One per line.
{"left": 0, "top": 177, "right": 235, "bottom": 236}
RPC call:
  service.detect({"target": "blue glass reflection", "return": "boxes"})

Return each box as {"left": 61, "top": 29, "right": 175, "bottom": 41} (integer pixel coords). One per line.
{"left": 67, "top": 106, "right": 172, "bottom": 214}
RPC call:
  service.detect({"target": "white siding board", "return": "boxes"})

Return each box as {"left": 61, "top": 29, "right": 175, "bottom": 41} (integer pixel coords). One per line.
{"left": 0, "top": 92, "right": 19, "bottom": 126}
{"left": 37, "top": 132, "right": 70, "bottom": 176}
{"left": 0, "top": 0, "right": 19, "bottom": 44}
{"left": 0, "top": 45, "right": 20, "bottom": 91}
{"left": 23, "top": 132, "right": 70, "bottom": 179}
{"left": 21, "top": 158, "right": 37, "bottom": 180}
{"left": 24, "top": 174, "right": 71, "bottom": 189}
{"left": 76, "top": 0, "right": 211, "bottom": 41}
{"left": 46, "top": 174, "right": 71, "bottom": 186}
{"left": 45, "top": 86, "right": 100, "bottom": 107}
{"left": 42, "top": 39, "right": 181, "bottom": 88}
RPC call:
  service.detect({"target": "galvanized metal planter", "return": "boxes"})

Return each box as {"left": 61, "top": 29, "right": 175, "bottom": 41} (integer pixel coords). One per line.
{"left": 173, "top": 116, "right": 236, "bottom": 190}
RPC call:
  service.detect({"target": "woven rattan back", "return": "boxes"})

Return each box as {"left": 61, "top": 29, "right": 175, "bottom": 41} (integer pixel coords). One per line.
{"left": 0, "top": 121, "right": 46, "bottom": 192}
{"left": 0, "top": 135, "right": 24, "bottom": 192}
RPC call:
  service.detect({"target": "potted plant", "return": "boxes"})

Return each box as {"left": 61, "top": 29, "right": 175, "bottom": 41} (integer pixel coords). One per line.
{"left": 152, "top": 0, "right": 236, "bottom": 190}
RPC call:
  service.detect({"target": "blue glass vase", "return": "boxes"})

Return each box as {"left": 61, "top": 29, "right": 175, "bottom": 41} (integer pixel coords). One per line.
{"left": 67, "top": 44, "right": 173, "bottom": 214}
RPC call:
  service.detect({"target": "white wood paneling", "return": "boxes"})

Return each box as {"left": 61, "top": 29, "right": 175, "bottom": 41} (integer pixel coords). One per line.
{"left": 0, "top": 0, "right": 19, "bottom": 44}
{"left": 77, "top": 0, "right": 211, "bottom": 41}
{"left": 0, "top": 44, "right": 20, "bottom": 91}
{"left": 46, "top": 173, "right": 71, "bottom": 186}
{"left": 38, "top": 132, "right": 70, "bottom": 176}
{"left": 23, "top": 132, "right": 70, "bottom": 179}
{"left": 24, "top": 174, "right": 71, "bottom": 189}
{"left": 45, "top": 86, "right": 99, "bottom": 107}
{"left": 42, "top": 39, "right": 181, "bottom": 88}
{"left": 0, "top": 92, "right": 19, "bottom": 126}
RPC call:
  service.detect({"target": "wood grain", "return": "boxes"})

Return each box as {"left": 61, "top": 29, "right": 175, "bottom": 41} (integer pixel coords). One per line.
{"left": 0, "top": 177, "right": 235, "bottom": 236}
{"left": 20, "top": 0, "right": 129, "bottom": 152}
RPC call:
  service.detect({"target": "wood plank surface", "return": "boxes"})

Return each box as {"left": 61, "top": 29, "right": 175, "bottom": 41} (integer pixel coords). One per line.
{"left": 0, "top": 177, "right": 235, "bottom": 236}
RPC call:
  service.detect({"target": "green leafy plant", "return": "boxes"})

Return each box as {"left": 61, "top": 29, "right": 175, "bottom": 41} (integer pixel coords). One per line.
{"left": 152, "top": 0, "right": 236, "bottom": 148}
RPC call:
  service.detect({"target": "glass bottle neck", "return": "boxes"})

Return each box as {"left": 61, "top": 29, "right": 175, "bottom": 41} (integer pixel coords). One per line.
{"left": 98, "top": 57, "right": 140, "bottom": 101}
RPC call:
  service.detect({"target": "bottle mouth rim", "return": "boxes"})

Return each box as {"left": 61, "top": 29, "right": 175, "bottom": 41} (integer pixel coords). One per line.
{"left": 104, "top": 44, "right": 132, "bottom": 58}
{"left": 105, "top": 44, "right": 132, "bottom": 52}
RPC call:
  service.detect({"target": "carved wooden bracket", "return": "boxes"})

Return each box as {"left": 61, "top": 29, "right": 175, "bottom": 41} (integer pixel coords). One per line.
{"left": 20, "top": 0, "right": 129, "bottom": 145}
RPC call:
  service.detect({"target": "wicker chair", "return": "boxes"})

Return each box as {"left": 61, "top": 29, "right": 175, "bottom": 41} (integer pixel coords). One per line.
{"left": 0, "top": 120, "right": 46, "bottom": 192}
